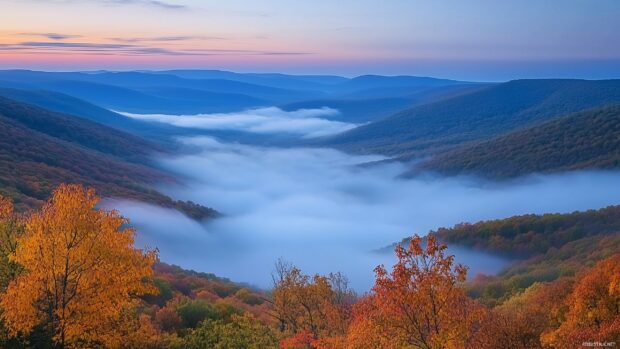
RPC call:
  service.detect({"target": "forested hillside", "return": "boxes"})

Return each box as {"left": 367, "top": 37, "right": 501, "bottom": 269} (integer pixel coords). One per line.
{"left": 0, "top": 88, "right": 171, "bottom": 135}
{"left": 418, "top": 105, "right": 620, "bottom": 177}
{"left": 323, "top": 79, "right": 620, "bottom": 157}
{"left": 393, "top": 204, "right": 620, "bottom": 304}
{"left": 0, "top": 97, "right": 215, "bottom": 218}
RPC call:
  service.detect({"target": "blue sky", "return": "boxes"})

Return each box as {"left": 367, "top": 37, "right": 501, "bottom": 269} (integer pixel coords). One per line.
{"left": 0, "top": 0, "right": 618, "bottom": 80}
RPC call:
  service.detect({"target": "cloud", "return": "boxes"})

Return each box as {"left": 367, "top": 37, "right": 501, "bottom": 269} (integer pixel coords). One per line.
{"left": 0, "top": 41, "right": 310, "bottom": 57}
{"left": 107, "top": 36, "right": 225, "bottom": 43}
{"left": 119, "top": 107, "right": 356, "bottom": 138}
{"left": 18, "top": 32, "right": 81, "bottom": 40}
{"left": 109, "top": 137, "right": 620, "bottom": 290}
{"left": 0, "top": 37, "right": 310, "bottom": 56}
{"left": 24, "top": 0, "right": 188, "bottom": 10}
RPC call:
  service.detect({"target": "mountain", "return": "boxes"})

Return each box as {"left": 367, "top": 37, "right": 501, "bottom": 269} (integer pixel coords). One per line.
{"left": 335, "top": 74, "right": 466, "bottom": 91}
{"left": 417, "top": 105, "right": 620, "bottom": 178}
{"left": 151, "top": 69, "right": 348, "bottom": 91}
{"left": 0, "top": 70, "right": 480, "bottom": 116}
{"left": 0, "top": 97, "right": 216, "bottom": 218}
{"left": 282, "top": 84, "right": 489, "bottom": 123}
{"left": 0, "top": 87, "right": 159, "bottom": 133}
{"left": 321, "top": 79, "right": 620, "bottom": 157}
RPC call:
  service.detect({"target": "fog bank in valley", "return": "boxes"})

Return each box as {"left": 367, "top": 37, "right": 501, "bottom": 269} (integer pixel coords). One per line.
{"left": 119, "top": 107, "right": 356, "bottom": 138}
{"left": 109, "top": 137, "right": 620, "bottom": 290}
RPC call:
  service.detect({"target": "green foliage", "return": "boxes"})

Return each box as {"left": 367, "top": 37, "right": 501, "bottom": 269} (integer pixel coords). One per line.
{"left": 422, "top": 104, "right": 620, "bottom": 177}
{"left": 184, "top": 314, "right": 278, "bottom": 349}
{"left": 175, "top": 300, "right": 219, "bottom": 328}
{"left": 143, "top": 278, "right": 174, "bottom": 307}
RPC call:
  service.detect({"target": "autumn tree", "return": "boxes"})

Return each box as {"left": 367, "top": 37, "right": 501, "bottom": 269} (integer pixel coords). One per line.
{"left": 475, "top": 278, "right": 573, "bottom": 349}
{"left": 0, "top": 184, "right": 158, "bottom": 348}
{"left": 347, "top": 234, "right": 484, "bottom": 349}
{"left": 541, "top": 254, "right": 620, "bottom": 348}
{"left": 270, "top": 259, "right": 355, "bottom": 346}
{"left": 0, "top": 196, "right": 23, "bottom": 291}
{"left": 0, "top": 196, "right": 26, "bottom": 348}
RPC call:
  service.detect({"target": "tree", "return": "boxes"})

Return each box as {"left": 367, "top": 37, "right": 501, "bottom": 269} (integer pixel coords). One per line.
{"left": 475, "top": 278, "right": 573, "bottom": 349}
{"left": 270, "top": 259, "right": 355, "bottom": 344}
{"left": 542, "top": 254, "right": 620, "bottom": 348}
{"left": 184, "top": 313, "right": 278, "bottom": 349}
{"left": 347, "top": 234, "right": 484, "bottom": 349}
{"left": 0, "top": 184, "right": 158, "bottom": 348}
{"left": 0, "top": 196, "right": 23, "bottom": 291}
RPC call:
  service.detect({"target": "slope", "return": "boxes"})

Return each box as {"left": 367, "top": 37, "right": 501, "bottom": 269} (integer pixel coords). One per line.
{"left": 0, "top": 97, "right": 216, "bottom": 218}
{"left": 417, "top": 105, "right": 620, "bottom": 178}
{"left": 322, "top": 79, "right": 620, "bottom": 157}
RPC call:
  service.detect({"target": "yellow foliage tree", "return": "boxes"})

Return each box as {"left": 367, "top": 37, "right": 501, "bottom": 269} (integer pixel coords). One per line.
{"left": 0, "top": 184, "right": 158, "bottom": 348}
{"left": 271, "top": 259, "right": 355, "bottom": 345}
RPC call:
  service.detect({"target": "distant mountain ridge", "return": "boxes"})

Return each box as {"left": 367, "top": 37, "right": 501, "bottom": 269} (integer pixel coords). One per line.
{"left": 0, "top": 70, "right": 471, "bottom": 116}
{"left": 321, "top": 79, "right": 620, "bottom": 157}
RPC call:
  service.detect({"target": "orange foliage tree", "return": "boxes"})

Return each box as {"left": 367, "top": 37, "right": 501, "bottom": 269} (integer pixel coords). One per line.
{"left": 0, "top": 184, "right": 158, "bottom": 348}
{"left": 542, "top": 254, "right": 620, "bottom": 348}
{"left": 347, "top": 234, "right": 484, "bottom": 349}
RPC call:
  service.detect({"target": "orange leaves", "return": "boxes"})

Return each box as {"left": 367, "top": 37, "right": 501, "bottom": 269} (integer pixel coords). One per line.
{"left": 349, "top": 234, "right": 483, "bottom": 349}
{"left": 0, "top": 184, "right": 158, "bottom": 348}
{"left": 541, "top": 254, "right": 620, "bottom": 348}
{"left": 280, "top": 331, "right": 316, "bottom": 349}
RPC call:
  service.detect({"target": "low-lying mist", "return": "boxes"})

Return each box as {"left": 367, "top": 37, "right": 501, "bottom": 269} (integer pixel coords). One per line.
{"left": 119, "top": 107, "right": 356, "bottom": 138}
{"left": 108, "top": 137, "right": 620, "bottom": 291}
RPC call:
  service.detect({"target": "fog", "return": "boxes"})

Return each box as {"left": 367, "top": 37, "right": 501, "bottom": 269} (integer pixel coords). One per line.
{"left": 119, "top": 107, "right": 357, "bottom": 138}
{"left": 108, "top": 136, "right": 620, "bottom": 291}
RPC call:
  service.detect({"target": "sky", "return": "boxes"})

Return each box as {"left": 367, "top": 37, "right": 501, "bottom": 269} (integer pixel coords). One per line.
{"left": 0, "top": 0, "right": 619, "bottom": 80}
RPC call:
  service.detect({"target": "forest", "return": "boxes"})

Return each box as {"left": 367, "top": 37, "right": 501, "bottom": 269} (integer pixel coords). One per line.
{"left": 419, "top": 105, "right": 620, "bottom": 178}
{"left": 0, "top": 184, "right": 617, "bottom": 348}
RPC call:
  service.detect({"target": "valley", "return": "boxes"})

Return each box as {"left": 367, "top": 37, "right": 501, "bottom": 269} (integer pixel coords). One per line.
{"left": 1, "top": 68, "right": 619, "bottom": 347}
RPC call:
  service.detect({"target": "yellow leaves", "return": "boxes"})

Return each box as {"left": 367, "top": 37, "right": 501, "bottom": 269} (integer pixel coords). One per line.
{"left": 0, "top": 184, "right": 158, "bottom": 348}
{"left": 271, "top": 260, "right": 355, "bottom": 345}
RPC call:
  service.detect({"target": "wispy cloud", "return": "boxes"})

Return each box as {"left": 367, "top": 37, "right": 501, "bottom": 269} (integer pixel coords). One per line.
{"left": 16, "top": 0, "right": 188, "bottom": 10}
{"left": 106, "top": 0, "right": 186, "bottom": 10}
{"left": 0, "top": 41, "right": 311, "bottom": 57}
{"left": 18, "top": 32, "right": 81, "bottom": 40}
{"left": 107, "top": 36, "right": 224, "bottom": 43}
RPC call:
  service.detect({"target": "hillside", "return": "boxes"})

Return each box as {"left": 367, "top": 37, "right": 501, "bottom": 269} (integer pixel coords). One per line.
{"left": 322, "top": 79, "right": 620, "bottom": 157}
{"left": 431, "top": 205, "right": 620, "bottom": 257}
{"left": 417, "top": 105, "right": 620, "bottom": 178}
{"left": 282, "top": 84, "right": 487, "bottom": 123}
{"left": 391, "top": 205, "right": 620, "bottom": 303}
{"left": 0, "top": 87, "right": 153, "bottom": 133}
{"left": 0, "top": 97, "right": 216, "bottom": 218}
{"left": 0, "top": 70, "right": 311, "bottom": 113}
